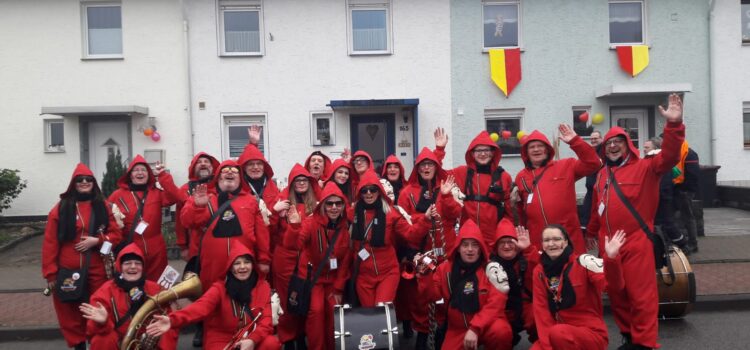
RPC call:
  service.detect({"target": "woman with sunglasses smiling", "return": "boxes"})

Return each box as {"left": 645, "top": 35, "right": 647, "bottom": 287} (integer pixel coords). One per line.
{"left": 42, "top": 163, "right": 122, "bottom": 349}
{"left": 283, "top": 182, "right": 352, "bottom": 350}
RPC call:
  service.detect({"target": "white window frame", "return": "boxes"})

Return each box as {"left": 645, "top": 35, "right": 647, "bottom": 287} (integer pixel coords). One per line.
{"left": 482, "top": 0, "right": 522, "bottom": 51}
{"left": 222, "top": 113, "right": 269, "bottom": 160}
{"left": 44, "top": 119, "right": 66, "bottom": 153}
{"left": 310, "top": 111, "right": 336, "bottom": 146}
{"left": 143, "top": 149, "right": 165, "bottom": 167}
{"left": 744, "top": 102, "right": 750, "bottom": 149}
{"left": 217, "top": 0, "right": 265, "bottom": 57}
{"left": 742, "top": 0, "right": 750, "bottom": 45}
{"left": 572, "top": 105, "right": 595, "bottom": 139}
{"left": 81, "top": 1, "right": 123, "bottom": 59}
{"left": 347, "top": 0, "right": 393, "bottom": 55}
{"left": 484, "top": 108, "right": 524, "bottom": 157}
{"left": 608, "top": 0, "right": 648, "bottom": 48}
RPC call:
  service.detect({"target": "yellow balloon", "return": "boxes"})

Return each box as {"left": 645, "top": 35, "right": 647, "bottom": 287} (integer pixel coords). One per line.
{"left": 490, "top": 132, "right": 500, "bottom": 142}
{"left": 516, "top": 130, "right": 526, "bottom": 140}
{"left": 592, "top": 113, "right": 604, "bottom": 125}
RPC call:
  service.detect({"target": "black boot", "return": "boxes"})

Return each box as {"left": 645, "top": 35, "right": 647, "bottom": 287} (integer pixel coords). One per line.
{"left": 284, "top": 341, "right": 296, "bottom": 350}
{"left": 402, "top": 320, "right": 414, "bottom": 338}
{"left": 415, "top": 332, "right": 428, "bottom": 350}
{"left": 73, "top": 342, "right": 86, "bottom": 350}
{"left": 616, "top": 333, "right": 632, "bottom": 350}
{"left": 295, "top": 336, "right": 307, "bottom": 350}
{"left": 192, "top": 322, "right": 203, "bottom": 347}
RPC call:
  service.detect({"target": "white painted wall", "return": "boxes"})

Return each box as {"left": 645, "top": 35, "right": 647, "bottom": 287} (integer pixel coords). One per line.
{"left": 710, "top": 0, "right": 750, "bottom": 182}
{"left": 0, "top": 0, "right": 191, "bottom": 216}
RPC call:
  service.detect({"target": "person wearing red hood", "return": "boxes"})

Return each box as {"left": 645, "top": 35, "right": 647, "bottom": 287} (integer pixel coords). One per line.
{"left": 349, "top": 150, "right": 374, "bottom": 189}
{"left": 487, "top": 219, "right": 539, "bottom": 346}
{"left": 381, "top": 154, "right": 407, "bottom": 203}
{"left": 180, "top": 160, "right": 271, "bottom": 290}
{"left": 324, "top": 158, "right": 355, "bottom": 204}
{"left": 239, "top": 142, "right": 280, "bottom": 225}
{"left": 434, "top": 129, "right": 515, "bottom": 248}
{"left": 586, "top": 93, "right": 686, "bottom": 350}
{"left": 415, "top": 219, "right": 513, "bottom": 350}
{"left": 107, "top": 155, "right": 182, "bottom": 281}
{"left": 175, "top": 152, "right": 220, "bottom": 261}
{"left": 284, "top": 182, "right": 353, "bottom": 350}
{"left": 80, "top": 243, "right": 178, "bottom": 349}
{"left": 352, "top": 170, "right": 434, "bottom": 307}
{"left": 305, "top": 151, "right": 332, "bottom": 188}
{"left": 531, "top": 225, "right": 625, "bottom": 350}
{"left": 43, "top": 163, "right": 122, "bottom": 349}
{"left": 514, "top": 124, "right": 601, "bottom": 254}
{"left": 147, "top": 244, "right": 281, "bottom": 350}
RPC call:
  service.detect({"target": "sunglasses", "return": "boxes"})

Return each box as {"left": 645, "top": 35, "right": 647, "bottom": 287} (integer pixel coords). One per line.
{"left": 75, "top": 176, "right": 95, "bottom": 184}
{"left": 360, "top": 186, "right": 379, "bottom": 195}
{"left": 324, "top": 200, "right": 345, "bottom": 208}
{"left": 220, "top": 167, "right": 240, "bottom": 174}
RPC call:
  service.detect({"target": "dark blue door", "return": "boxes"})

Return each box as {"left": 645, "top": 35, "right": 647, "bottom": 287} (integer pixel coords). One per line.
{"left": 350, "top": 114, "right": 395, "bottom": 175}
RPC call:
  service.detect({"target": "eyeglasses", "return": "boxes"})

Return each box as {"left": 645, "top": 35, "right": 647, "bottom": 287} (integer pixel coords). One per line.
{"left": 542, "top": 237, "right": 566, "bottom": 243}
{"left": 497, "top": 240, "right": 516, "bottom": 247}
{"left": 75, "top": 176, "right": 95, "bottom": 184}
{"left": 325, "top": 200, "right": 344, "bottom": 208}
{"left": 360, "top": 186, "right": 379, "bottom": 195}
{"left": 418, "top": 161, "right": 437, "bottom": 168}
{"left": 605, "top": 138, "right": 626, "bottom": 147}
{"left": 220, "top": 167, "right": 240, "bottom": 174}
{"left": 293, "top": 178, "right": 309, "bottom": 184}
{"left": 353, "top": 157, "right": 369, "bottom": 165}
{"left": 472, "top": 148, "right": 493, "bottom": 154}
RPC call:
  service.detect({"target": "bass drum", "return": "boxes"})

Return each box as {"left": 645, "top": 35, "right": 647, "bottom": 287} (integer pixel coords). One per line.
{"left": 656, "top": 246, "right": 696, "bottom": 319}
{"left": 334, "top": 302, "right": 399, "bottom": 350}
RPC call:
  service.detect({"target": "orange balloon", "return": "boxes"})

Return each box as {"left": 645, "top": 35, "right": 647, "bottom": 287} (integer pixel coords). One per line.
{"left": 143, "top": 128, "right": 154, "bottom": 136}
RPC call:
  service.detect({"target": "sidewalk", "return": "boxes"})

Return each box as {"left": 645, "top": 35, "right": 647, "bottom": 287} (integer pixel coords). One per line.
{"left": 1, "top": 208, "right": 748, "bottom": 341}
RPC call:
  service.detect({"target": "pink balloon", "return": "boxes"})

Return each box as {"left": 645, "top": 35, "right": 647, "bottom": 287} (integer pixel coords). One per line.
{"left": 151, "top": 132, "right": 161, "bottom": 142}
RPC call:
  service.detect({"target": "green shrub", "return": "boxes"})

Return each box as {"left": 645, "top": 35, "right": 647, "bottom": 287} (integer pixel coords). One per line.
{"left": 0, "top": 169, "right": 27, "bottom": 214}
{"left": 102, "top": 149, "right": 126, "bottom": 197}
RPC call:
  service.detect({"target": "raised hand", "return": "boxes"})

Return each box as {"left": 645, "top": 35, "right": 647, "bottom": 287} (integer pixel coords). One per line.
{"left": 287, "top": 205, "right": 301, "bottom": 224}
{"left": 247, "top": 125, "right": 262, "bottom": 145}
{"left": 434, "top": 127, "right": 449, "bottom": 148}
{"left": 193, "top": 184, "right": 209, "bottom": 207}
{"left": 152, "top": 161, "right": 166, "bottom": 177}
{"left": 273, "top": 199, "right": 290, "bottom": 213}
{"left": 145, "top": 314, "right": 170, "bottom": 337}
{"left": 515, "top": 226, "right": 531, "bottom": 250}
{"left": 657, "top": 93, "right": 683, "bottom": 123}
{"left": 440, "top": 175, "right": 455, "bottom": 195}
{"left": 341, "top": 148, "right": 351, "bottom": 162}
{"left": 80, "top": 302, "right": 108, "bottom": 325}
{"left": 604, "top": 229, "right": 627, "bottom": 259}
{"left": 558, "top": 124, "right": 577, "bottom": 144}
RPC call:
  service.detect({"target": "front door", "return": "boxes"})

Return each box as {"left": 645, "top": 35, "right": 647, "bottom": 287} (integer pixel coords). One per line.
{"left": 611, "top": 108, "right": 647, "bottom": 150}
{"left": 88, "top": 121, "right": 130, "bottom": 180}
{"left": 350, "top": 114, "right": 395, "bottom": 174}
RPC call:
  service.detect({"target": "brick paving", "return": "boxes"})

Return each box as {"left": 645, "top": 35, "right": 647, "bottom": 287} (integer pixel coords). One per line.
{"left": 693, "top": 262, "right": 750, "bottom": 296}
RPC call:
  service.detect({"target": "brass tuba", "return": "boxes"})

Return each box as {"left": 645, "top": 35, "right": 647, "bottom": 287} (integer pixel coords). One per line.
{"left": 120, "top": 275, "right": 203, "bottom": 349}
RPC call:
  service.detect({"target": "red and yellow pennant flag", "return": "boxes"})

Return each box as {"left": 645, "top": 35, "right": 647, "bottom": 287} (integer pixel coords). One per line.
{"left": 616, "top": 45, "right": 649, "bottom": 77}
{"left": 489, "top": 48, "right": 522, "bottom": 97}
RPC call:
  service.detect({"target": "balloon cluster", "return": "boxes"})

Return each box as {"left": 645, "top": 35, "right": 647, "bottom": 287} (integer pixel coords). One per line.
{"left": 143, "top": 126, "right": 161, "bottom": 142}
{"left": 579, "top": 111, "right": 604, "bottom": 125}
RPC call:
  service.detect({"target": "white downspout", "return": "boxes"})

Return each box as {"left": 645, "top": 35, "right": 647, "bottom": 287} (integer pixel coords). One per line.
{"left": 708, "top": 0, "right": 717, "bottom": 165}
{"left": 179, "top": 0, "right": 196, "bottom": 154}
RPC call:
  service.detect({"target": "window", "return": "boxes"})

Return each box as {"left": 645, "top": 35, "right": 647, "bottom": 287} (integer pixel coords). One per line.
{"left": 311, "top": 112, "right": 335, "bottom": 146}
{"left": 44, "top": 119, "right": 65, "bottom": 153}
{"left": 223, "top": 114, "right": 267, "bottom": 159}
{"left": 218, "top": 0, "right": 264, "bottom": 56}
{"left": 483, "top": 0, "right": 521, "bottom": 49}
{"left": 572, "top": 106, "right": 594, "bottom": 137}
{"left": 347, "top": 0, "right": 391, "bottom": 55}
{"left": 485, "top": 109, "right": 523, "bottom": 156}
{"left": 743, "top": 0, "right": 750, "bottom": 44}
{"left": 744, "top": 103, "right": 750, "bottom": 148}
{"left": 81, "top": 2, "right": 123, "bottom": 58}
{"left": 609, "top": 0, "right": 645, "bottom": 45}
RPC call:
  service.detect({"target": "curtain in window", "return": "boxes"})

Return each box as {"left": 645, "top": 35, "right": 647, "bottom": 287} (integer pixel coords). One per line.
{"left": 352, "top": 10, "right": 387, "bottom": 51}
{"left": 224, "top": 11, "right": 260, "bottom": 53}
{"left": 609, "top": 2, "right": 643, "bottom": 43}
{"left": 87, "top": 6, "right": 122, "bottom": 55}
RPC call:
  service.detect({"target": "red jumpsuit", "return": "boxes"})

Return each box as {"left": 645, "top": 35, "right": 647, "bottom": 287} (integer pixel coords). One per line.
{"left": 168, "top": 245, "right": 281, "bottom": 350}
{"left": 86, "top": 244, "right": 178, "bottom": 349}
{"left": 284, "top": 183, "right": 353, "bottom": 350}
{"left": 514, "top": 132, "right": 601, "bottom": 253}
{"left": 175, "top": 152, "right": 220, "bottom": 259}
{"left": 180, "top": 160, "right": 271, "bottom": 290}
{"left": 353, "top": 171, "right": 431, "bottom": 307}
{"left": 42, "top": 163, "right": 122, "bottom": 347}
{"left": 435, "top": 131, "right": 514, "bottom": 247}
{"left": 531, "top": 253, "right": 624, "bottom": 350}
{"left": 107, "top": 155, "right": 183, "bottom": 281}
{"left": 417, "top": 220, "right": 513, "bottom": 350}
{"left": 587, "top": 122, "right": 684, "bottom": 348}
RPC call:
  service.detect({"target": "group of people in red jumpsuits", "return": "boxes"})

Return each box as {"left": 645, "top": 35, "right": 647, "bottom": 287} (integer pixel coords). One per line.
{"left": 42, "top": 94, "right": 687, "bottom": 349}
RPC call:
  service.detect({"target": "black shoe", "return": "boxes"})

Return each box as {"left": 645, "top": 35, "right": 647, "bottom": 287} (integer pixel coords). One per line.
{"left": 402, "top": 320, "right": 414, "bottom": 339}
{"left": 617, "top": 333, "right": 632, "bottom": 350}
{"left": 284, "top": 341, "right": 296, "bottom": 350}
{"left": 73, "top": 342, "right": 86, "bottom": 350}
{"left": 295, "top": 336, "right": 307, "bottom": 350}
{"left": 192, "top": 323, "right": 203, "bottom": 347}
{"left": 415, "top": 332, "right": 428, "bottom": 350}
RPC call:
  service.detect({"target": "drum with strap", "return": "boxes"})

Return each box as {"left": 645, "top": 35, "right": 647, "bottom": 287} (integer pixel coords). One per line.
{"left": 656, "top": 246, "right": 696, "bottom": 319}
{"left": 334, "top": 302, "right": 399, "bottom": 350}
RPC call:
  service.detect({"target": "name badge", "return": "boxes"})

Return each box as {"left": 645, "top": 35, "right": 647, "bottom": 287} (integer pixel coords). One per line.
{"left": 526, "top": 193, "right": 534, "bottom": 204}
{"left": 135, "top": 220, "right": 149, "bottom": 235}
{"left": 329, "top": 258, "right": 338, "bottom": 270}
{"left": 100, "top": 241, "right": 112, "bottom": 255}
{"left": 598, "top": 202, "right": 605, "bottom": 216}
{"left": 358, "top": 249, "right": 370, "bottom": 261}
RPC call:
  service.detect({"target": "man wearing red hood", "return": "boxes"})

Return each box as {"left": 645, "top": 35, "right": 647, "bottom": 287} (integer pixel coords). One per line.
{"left": 305, "top": 151, "right": 332, "bottom": 188}
{"left": 81, "top": 243, "right": 178, "bottom": 349}
{"left": 43, "top": 163, "right": 122, "bottom": 349}
{"left": 175, "top": 152, "right": 220, "bottom": 261}
{"left": 514, "top": 124, "right": 601, "bottom": 253}
{"left": 416, "top": 219, "right": 513, "bottom": 350}
{"left": 238, "top": 142, "right": 280, "bottom": 227}
{"left": 350, "top": 150, "right": 374, "bottom": 189}
{"left": 434, "top": 130, "right": 515, "bottom": 248}
{"left": 107, "top": 155, "right": 183, "bottom": 281}
{"left": 587, "top": 93, "right": 686, "bottom": 350}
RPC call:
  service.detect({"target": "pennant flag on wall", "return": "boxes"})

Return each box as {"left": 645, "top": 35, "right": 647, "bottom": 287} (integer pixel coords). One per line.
{"left": 616, "top": 45, "right": 649, "bottom": 77}
{"left": 489, "top": 48, "right": 522, "bottom": 97}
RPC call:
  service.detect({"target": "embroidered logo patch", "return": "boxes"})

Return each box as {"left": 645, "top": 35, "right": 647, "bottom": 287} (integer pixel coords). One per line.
{"left": 222, "top": 210, "right": 236, "bottom": 221}
{"left": 358, "top": 334, "right": 376, "bottom": 350}
{"left": 463, "top": 281, "right": 475, "bottom": 295}
{"left": 60, "top": 278, "right": 77, "bottom": 292}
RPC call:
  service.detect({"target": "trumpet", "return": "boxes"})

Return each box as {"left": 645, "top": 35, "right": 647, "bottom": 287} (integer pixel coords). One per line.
{"left": 224, "top": 308, "right": 263, "bottom": 350}
{"left": 413, "top": 249, "right": 440, "bottom": 275}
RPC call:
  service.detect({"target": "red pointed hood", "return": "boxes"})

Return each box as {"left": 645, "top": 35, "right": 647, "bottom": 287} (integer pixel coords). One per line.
{"left": 520, "top": 130, "right": 555, "bottom": 167}
{"left": 381, "top": 154, "right": 406, "bottom": 184}
{"left": 313, "top": 182, "right": 350, "bottom": 219}
{"left": 117, "top": 155, "right": 155, "bottom": 189}
{"left": 407, "top": 147, "right": 447, "bottom": 185}
{"left": 325, "top": 159, "right": 352, "bottom": 181}
{"left": 448, "top": 219, "right": 490, "bottom": 263}
{"left": 355, "top": 170, "right": 392, "bottom": 205}
{"left": 187, "top": 152, "right": 220, "bottom": 181}
{"left": 601, "top": 127, "right": 641, "bottom": 161}
{"left": 212, "top": 159, "right": 249, "bottom": 194}
{"left": 280, "top": 163, "right": 318, "bottom": 200}
{"left": 492, "top": 218, "right": 517, "bottom": 251}
{"left": 61, "top": 163, "right": 100, "bottom": 198}
{"left": 224, "top": 243, "right": 255, "bottom": 274}
{"left": 464, "top": 131, "right": 502, "bottom": 170}
{"left": 115, "top": 243, "right": 145, "bottom": 273}
{"left": 305, "top": 151, "right": 332, "bottom": 180}
{"left": 238, "top": 144, "right": 274, "bottom": 178}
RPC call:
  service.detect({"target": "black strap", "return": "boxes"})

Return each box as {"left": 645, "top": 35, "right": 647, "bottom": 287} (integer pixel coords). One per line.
{"left": 123, "top": 191, "right": 149, "bottom": 246}
{"left": 464, "top": 167, "right": 506, "bottom": 219}
{"left": 115, "top": 298, "right": 140, "bottom": 329}
{"left": 306, "top": 227, "right": 343, "bottom": 287}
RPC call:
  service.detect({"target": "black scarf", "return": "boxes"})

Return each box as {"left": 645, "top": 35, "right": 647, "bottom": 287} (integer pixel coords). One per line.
{"left": 352, "top": 200, "right": 386, "bottom": 247}
{"left": 57, "top": 195, "right": 109, "bottom": 243}
{"left": 492, "top": 254, "right": 523, "bottom": 311}
{"left": 415, "top": 177, "right": 436, "bottom": 213}
{"left": 214, "top": 187, "right": 243, "bottom": 238}
{"left": 541, "top": 245, "right": 576, "bottom": 313}
{"left": 475, "top": 164, "right": 491, "bottom": 174}
{"left": 244, "top": 174, "right": 266, "bottom": 197}
{"left": 128, "top": 183, "right": 148, "bottom": 192}
{"left": 226, "top": 269, "right": 258, "bottom": 306}
{"left": 449, "top": 257, "right": 482, "bottom": 313}
{"left": 336, "top": 181, "right": 352, "bottom": 202}
{"left": 188, "top": 176, "right": 213, "bottom": 194}
{"left": 389, "top": 180, "right": 403, "bottom": 203}
{"left": 115, "top": 273, "right": 147, "bottom": 310}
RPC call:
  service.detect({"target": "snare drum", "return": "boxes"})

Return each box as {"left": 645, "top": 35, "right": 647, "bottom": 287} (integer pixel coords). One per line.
{"left": 656, "top": 246, "right": 696, "bottom": 319}
{"left": 334, "top": 302, "right": 399, "bottom": 350}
